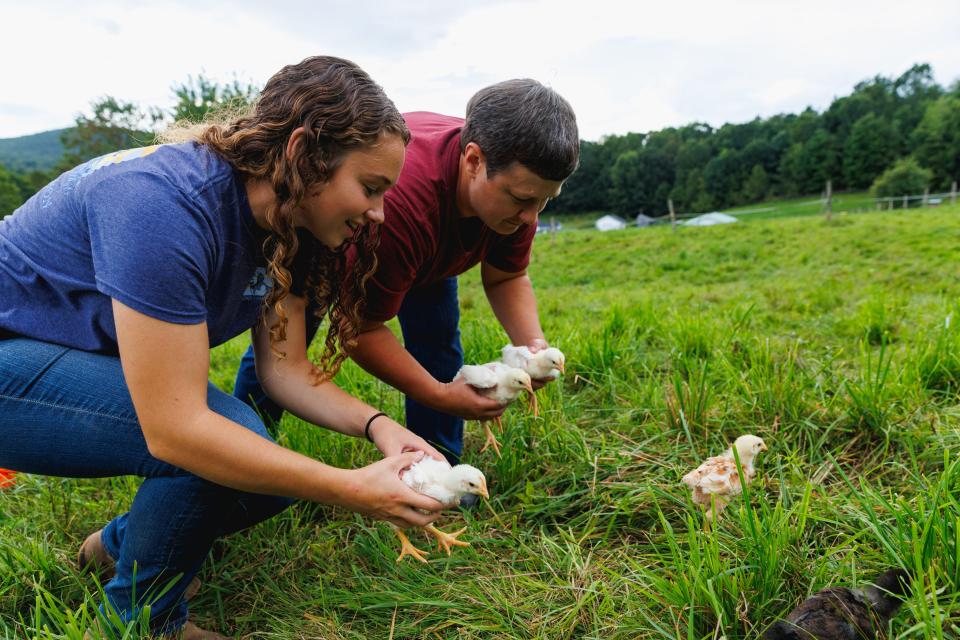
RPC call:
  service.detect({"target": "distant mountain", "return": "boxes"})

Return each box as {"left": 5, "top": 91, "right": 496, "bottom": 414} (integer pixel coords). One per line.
{"left": 0, "top": 129, "right": 67, "bottom": 173}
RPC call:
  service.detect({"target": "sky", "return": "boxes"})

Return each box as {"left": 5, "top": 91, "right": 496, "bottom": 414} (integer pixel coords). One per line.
{"left": 1, "top": 0, "right": 959, "bottom": 141}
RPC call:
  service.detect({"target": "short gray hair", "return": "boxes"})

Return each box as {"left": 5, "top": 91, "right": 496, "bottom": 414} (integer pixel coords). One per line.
{"left": 461, "top": 79, "right": 579, "bottom": 181}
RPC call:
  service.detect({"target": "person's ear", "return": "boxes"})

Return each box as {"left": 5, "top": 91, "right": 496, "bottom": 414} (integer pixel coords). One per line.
{"left": 285, "top": 127, "right": 307, "bottom": 164}
{"left": 462, "top": 141, "right": 486, "bottom": 179}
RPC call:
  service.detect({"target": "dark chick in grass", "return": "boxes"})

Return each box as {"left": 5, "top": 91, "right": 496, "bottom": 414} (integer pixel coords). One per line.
{"left": 762, "top": 568, "right": 911, "bottom": 640}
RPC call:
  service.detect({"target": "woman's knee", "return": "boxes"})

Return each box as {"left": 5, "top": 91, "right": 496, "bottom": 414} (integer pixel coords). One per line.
{"left": 206, "top": 383, "right": 274, "bottom": 441}
{"left": 218, "top": 493, "right": 295, "bottom": 538}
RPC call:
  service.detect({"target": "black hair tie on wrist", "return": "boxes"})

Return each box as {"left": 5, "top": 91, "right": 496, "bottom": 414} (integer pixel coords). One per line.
{"left": 364, "top": 412, "right": 388, "bottom": 443}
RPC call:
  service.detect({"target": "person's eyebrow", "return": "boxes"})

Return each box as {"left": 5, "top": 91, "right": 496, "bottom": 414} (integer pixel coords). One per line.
{"left": 508, "top": 189, "right": 537, "bottom": 201}
{"left": 365, "top": 174, "right": 394, "bottom": 188}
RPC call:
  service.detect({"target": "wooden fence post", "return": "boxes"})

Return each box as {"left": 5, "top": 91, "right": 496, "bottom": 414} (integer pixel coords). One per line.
{"left": 824, "top": 180, "right": 833, "bottom": 221}
{"left": 923, "top": 188, "right": 930, "bottom": 207}
{"left": 952, "top": 181, "right": 957, "bottom": 206}
{"left": 902, "top": 194, "right": 908, "bottom": 210}
{"left": 668, "top": 198, "right": 676, "bottom": 232}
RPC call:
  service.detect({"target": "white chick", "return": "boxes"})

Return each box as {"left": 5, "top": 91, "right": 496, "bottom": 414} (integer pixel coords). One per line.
{"left": 501, "top": 344, "right": 566, "bottom": 382}
{"left": 501, "top": 344, "right": 564, "bottom": 418}
{"left": 456, "top": 362, "right": 535, "bottom": 457}
{"left": 681, "top": 434, "right": 767, "bottom": 523}
{"left": 392, "top": 457, "right": 489, "bottom": 563}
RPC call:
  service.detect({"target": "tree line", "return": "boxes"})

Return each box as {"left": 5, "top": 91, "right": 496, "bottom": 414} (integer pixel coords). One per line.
{"left": 2, "top": 64, "right": 959, "bottom": 218}
{"left": 549, "top": 63, "right": 960, "bottom": 216}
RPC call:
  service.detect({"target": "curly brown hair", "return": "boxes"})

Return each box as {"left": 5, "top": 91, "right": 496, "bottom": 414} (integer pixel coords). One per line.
{"left": 163, "top": 56, "right": 408, "bottom": 383}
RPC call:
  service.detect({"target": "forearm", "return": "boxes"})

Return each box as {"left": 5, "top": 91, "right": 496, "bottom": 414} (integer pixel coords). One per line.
{"left": 257, "top": 356, "right": 380, "bottom": 438}
{"left": 483, "top": 273, "right": 546, "bottom": 346}
{"left": 147, "top": 407, "right": 356, "bottom": 505}
{"left": 349, "top": 324, "right": 443, "bottom": 407}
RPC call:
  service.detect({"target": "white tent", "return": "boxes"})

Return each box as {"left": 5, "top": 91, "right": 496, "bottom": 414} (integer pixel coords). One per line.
{"left": 683, "top": 212, "right": 738, "bottom": 227}
{"left": 595, "top": 214, "right": 627, "bottom": 231}
{"left": 635, "top": 213, "right": 657, "bottom": 227}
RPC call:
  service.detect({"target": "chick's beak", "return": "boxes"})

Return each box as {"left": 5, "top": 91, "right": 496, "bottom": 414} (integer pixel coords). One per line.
{"left": 760, "top": 442, "right": 768, "bottom": 451}
{"left": 478, "top": 479, "right": 489, "bottom": 499}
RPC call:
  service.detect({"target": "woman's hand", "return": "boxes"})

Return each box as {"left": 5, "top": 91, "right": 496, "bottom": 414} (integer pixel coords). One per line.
{"left": 342, "top": 451, "right": 445, "bottom": 528}
{"left": 369, "top": 416, "right": 444, "bottom": 461}
{"left": 434, "top": 377, "right": 506, "bottom": 421}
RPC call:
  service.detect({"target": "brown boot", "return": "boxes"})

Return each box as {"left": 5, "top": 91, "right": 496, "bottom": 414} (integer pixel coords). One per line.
{"left": 86, "top": 620, "right": 230, "bottom": 640}
{"left": 165, "top": 621, "right": 231, "bottom": 640}
{"left": 78, "top": 529, "right": 201, "bottom": 601}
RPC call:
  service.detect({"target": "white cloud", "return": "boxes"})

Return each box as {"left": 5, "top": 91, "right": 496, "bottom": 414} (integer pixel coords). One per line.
{"left": 1, "top": 0, "right": 958, "bottom": 139}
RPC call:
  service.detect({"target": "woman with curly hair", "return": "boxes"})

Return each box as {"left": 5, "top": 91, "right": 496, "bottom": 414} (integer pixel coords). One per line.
{"left": 0, "top": 56, "right": 444, "bottom": 639}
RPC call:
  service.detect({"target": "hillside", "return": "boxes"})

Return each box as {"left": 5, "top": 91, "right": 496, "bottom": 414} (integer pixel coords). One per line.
{"left": 0, "top": 128, "right": 67, "bottom": 172}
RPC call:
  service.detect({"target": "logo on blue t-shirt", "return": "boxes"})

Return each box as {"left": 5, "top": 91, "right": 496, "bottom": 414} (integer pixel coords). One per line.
{"left": 41, "top": 146, "right": 162, "bottom": 210}
{"left": 243, "top": 267, "right": 273, "bottom": 298}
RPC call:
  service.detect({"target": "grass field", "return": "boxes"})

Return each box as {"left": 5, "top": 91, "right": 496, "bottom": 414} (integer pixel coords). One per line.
{"left": 3, "top": 205, "right": 960, "bottom": 638}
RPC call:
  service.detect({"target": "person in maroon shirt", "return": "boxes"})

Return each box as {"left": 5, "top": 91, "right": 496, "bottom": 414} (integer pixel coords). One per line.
{"left": 234, "top": 79, "right": 579, "bottom": 464}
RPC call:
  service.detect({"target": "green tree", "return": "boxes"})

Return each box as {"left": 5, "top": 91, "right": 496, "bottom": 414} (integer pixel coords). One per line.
{"left": 169, "top": 74, "right": 259, "bottom": 123}
{"left": 787, "top": 107, "right": 822, "bottom": 145}
{"left": 780, "top": 129, "right": 838, "bottom": 195}
{"left": 58, "top": 96, "right": 162, "bottom": 171}
{"left": 686, "top": 169, "right": 713, "bottom": 212}
{"left": 891, "top": 63, "right": 942, "bottom": 155}
{"left": 608, "top": 148, "right": 674, "bottom": 215}
{"left": 870, "top": 157, "right": 932, "bottom": 200}
{"left": 703, "top": 149, "right": 740, "bottom": 209}
{"left": 741, "top": 164, "right": 769, "bottom": 202}
{"left": 843, "top": 113, "right": 896, "bottom": 189}
{"left": 549, "top": 140, "right": 609, "bottom": 213}
{"left": 823, "top": 75, "right": 895, "bottom": 140}
{"left": 17, "top": 170, "right": 53, "bottom": 202}
{"left": 912, "top": 95, "right": 960, "bottom": 189}
{"left": 0, "top": 165, "right": 24, "bottom": 217}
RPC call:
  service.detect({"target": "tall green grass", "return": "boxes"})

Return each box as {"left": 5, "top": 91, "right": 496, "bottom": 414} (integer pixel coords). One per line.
{"left": 2, "top": 206, "right": 960, "bottom": 638}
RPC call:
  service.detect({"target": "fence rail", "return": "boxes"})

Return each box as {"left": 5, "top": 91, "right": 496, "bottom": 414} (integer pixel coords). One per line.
{"left": 675, "top": 181, "right": 958, "bottom": 222}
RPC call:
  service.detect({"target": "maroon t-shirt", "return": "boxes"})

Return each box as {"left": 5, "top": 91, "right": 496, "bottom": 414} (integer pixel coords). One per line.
{"left": 359, "top": 111, "right": 536, "bottom": 322}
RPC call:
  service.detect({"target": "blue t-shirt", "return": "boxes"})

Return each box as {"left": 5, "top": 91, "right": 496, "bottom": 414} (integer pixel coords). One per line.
{"left": 0, "top": 143, "right": 281, "bottom": 354}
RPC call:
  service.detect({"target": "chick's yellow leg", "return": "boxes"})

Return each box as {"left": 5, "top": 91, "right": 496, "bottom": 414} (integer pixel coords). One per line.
{"left": 394, "top": 528, "right": 429, "bottom": 563}
{"left": 479, "top": 422, "right": 502, "bottom": 457}
{"left": 703, "top": 496, "right": 727, "bottom": 529}
{"left": 425, "top": 524, "right": 470, "bottom": 555}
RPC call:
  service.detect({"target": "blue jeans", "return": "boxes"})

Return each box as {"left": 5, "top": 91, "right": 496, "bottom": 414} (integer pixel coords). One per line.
{"left": 0, "top": 338, "right": 293, "bottom": 635}
{"left": 234, "top": 277, "right": 465, "bottom": 463}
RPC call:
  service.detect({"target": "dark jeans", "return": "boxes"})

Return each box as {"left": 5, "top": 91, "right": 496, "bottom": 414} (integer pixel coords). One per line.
{"left": 0, "top": 338, "right": 293, "bottom": 634}
{"left": 234, "top": 277, "right": 465, "bottom": 463}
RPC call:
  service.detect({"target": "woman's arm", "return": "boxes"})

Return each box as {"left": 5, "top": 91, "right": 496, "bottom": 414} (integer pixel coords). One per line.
{"left": 113, "top": 299, "right": 442, "bottom": 528}
{"left": 252, "top": 294, "right": 444, "bottom": 459}
{"left": 349, "top": 321, "right": 507, "bottom": 421}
